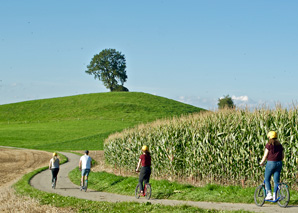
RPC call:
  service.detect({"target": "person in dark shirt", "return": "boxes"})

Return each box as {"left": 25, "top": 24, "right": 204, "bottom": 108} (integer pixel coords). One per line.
{"left": 136, "top": 145, "right": 151, "bottom": 194}
{"left": 260, "top": 131, "right": 284, "bottom": 200}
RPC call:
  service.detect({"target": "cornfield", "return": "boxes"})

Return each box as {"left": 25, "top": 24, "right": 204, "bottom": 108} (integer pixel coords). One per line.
{"left": 104, "top": 107, "right": 298, "bottom": 186}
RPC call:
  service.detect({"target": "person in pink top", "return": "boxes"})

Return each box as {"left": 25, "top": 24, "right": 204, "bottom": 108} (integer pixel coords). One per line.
{"left": 136, "top": 145, "right": 151, "bottom": 194}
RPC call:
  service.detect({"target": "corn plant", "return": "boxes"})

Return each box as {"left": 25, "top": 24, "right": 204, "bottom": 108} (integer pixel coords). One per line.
{"left": 104, "top": 107, "right": 298, "bottom": 186}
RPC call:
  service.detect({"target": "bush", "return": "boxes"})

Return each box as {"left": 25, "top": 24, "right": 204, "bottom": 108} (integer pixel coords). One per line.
{"left": 112, "top": 85, "right": 129, "bottom": 92}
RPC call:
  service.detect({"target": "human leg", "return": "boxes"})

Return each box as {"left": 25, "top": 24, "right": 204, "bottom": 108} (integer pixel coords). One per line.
{"left": 51, "top": 169, "right": 55, "bottom": 183}
{"left": 264, "top": 161, "right": 274, "bottom": 199}
{"left": 81, "top": 169, "right": 86, "bottom": 188}
{"left": 53, "top": 168, "right": 59, "bottom": 184}
{"left": 139, "top": 168, "right": 146, "bottom": 192}
{"left": 143, "top": 167, "right": 151, "bottom": 185}
{"left": 81, "top": 176, "right": 84, "bottom": 188}
{"left": 84, "top": 169, "right": 90, "bottom": 180}
{"left": 273, "top": 161, "right": 282, "bottom": 194}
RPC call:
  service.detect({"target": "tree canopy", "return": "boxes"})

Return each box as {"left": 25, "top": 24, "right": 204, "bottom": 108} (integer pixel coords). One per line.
{"left": 218, "top": 95, "right": 235, "bottom": 109}
{"left": 85, "top": 48, "right": 128, "bottom": 92}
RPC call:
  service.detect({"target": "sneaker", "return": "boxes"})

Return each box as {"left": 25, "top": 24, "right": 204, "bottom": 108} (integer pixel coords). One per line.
{"left": 265, "top": 192, "right": 273, "bottom": 200}
{"left": 273, "top": 192, "right": 276, "bottom": 201}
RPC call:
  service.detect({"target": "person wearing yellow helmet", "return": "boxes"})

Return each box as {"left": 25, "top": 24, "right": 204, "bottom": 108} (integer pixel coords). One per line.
{"left": 49, "top": 152, "right": 60, "bottom": 188}
{"left": 136, "top": 145, "right": 151, "bottom": 194}
{"left": 260, "top": 131, "right": 284, "bottom": 200}
{"left": 141, "top": 145, "right": 149, "bottom": 152}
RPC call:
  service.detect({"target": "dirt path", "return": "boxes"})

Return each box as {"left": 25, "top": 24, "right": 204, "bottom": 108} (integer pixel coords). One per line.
{"left": 31, "top": 152, "right": 298, "bottom": 213}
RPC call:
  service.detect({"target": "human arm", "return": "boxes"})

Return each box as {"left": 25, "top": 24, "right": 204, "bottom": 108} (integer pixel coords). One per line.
{"left": 49, "top": 159, "right": 52, "bottom": 170}
{"left": 136, "top": 158, "right": 141, "bottom": 172}
{"left": 79, "top": 159, "right": 82, "bottom": 171}
{"left": 260, "top": 148, "right": 269, "bottom": 166}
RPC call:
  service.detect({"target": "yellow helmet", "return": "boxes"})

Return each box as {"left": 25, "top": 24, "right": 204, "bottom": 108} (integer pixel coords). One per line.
{"left": 141, "top": 145, "right": 149, "bottom": 152}
{"left": 267, "top": 131, "right": 277, "bottom": 139}
{"left": 53, "top": 152, "right": 57, "bottom": 157}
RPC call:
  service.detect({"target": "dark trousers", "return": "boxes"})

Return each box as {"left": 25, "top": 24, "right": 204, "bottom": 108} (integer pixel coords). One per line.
{"left": 51, "top": 168, "right": 59, "bottom": 182}
{"left": 139, "top": 166, "right": 151, "bottom": 192}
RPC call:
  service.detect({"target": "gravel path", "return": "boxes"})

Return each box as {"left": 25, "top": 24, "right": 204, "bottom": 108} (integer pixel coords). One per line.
{"left": 31, "top": 152, "right": 298, "bottom": 213}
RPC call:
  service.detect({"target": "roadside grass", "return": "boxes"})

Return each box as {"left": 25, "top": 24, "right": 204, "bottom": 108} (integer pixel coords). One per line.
{"left": 13, "top": 163, "right": 251, "bottom": 212}
{"left": 0, "top": 92, "right": 204, "bottom": 150}
{"left": 69, "top": 170, "right": 298, "bottom": 205}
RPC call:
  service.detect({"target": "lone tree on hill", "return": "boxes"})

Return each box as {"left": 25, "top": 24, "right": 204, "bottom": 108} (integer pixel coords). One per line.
{"left": 218, "top": 95, "right": 235, "bottom": 109}
{"left": 85, "top": 48, "right": 128, "bottom": 92}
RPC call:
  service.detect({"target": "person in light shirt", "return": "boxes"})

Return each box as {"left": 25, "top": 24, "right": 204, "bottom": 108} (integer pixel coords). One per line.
{"left": 79, "top": 150, "right": 92, "bottom": 190}
{"left": 49, "top": 152, "right": 60, "bottom": 188}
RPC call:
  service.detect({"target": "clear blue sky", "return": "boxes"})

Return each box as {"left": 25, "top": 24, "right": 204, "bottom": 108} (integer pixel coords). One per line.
{"left": 1, "top": 0, "right": 298, "bottom": 110}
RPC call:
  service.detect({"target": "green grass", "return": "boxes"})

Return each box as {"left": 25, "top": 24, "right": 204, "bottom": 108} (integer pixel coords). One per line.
{"left": 13, "top": 166, "right": 251, "bottom": 212}
{"left": 5, "top": 92, "right": 294, "bottom": 211}
{"left": 0, "top": 92, "right": 204, "bottom": 150}
{"left": 69, "top": 170, "right": 298, "bottom": 205}
{"left": 0, "top": 120, "right": 130, "bottom": 150}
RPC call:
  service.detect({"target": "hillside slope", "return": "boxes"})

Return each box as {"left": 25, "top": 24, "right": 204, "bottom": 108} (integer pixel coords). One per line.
{"left": 0, "top": 92, "right": 205, "bottom": 150}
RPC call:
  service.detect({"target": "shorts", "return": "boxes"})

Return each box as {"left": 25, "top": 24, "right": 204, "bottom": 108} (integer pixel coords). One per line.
{"left": 81, "top": 169, "right": 90, "bottom": 177}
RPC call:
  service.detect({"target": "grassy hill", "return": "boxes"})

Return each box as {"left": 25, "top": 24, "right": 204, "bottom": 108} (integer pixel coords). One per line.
{"left": 0, "top": 92, "right": 205, "bottom": 150}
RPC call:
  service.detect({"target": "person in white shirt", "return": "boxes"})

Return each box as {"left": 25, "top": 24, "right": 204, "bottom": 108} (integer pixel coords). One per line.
{"left": 49, "top": 152, "right": 60, "bottom": 188}
{"left": 79, "top": 150, "right": 92, "bottom": 190}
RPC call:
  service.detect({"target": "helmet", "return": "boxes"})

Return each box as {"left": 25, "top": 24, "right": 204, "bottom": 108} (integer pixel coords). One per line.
{"left": 53, "top": 152, "right": 57, "bottom": 157}
{"left": 267, "top": 131, "right": 277, "bottom": 139}
{"left": 141, "top": 145, "right": 149, "bottom": 152}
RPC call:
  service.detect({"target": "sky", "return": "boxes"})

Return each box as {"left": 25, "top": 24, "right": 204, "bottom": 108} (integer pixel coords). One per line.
{"left": 1, "top": 0, "right": 298, "bottom": 110}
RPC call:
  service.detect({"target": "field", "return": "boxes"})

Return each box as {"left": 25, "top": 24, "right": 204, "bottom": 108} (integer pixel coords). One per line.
{"left": 105, "top": 107, "right": 298, "bottom": 186}
{"left": 0, "top": 92, "right": 204, "bottom": 150}
{"left": 0, "top": 148, "right": 73, "bottom": 212}
{"left": 2, "top": 92, "right": 298, "bottom": 212}
{"left": 0, "top": 148, "right": 51, "bottom": 187}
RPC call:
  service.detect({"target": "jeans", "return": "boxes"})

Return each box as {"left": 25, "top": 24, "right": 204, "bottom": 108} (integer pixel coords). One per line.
{"left": 265, "top": 161, "right": 282, "bottom": 193}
